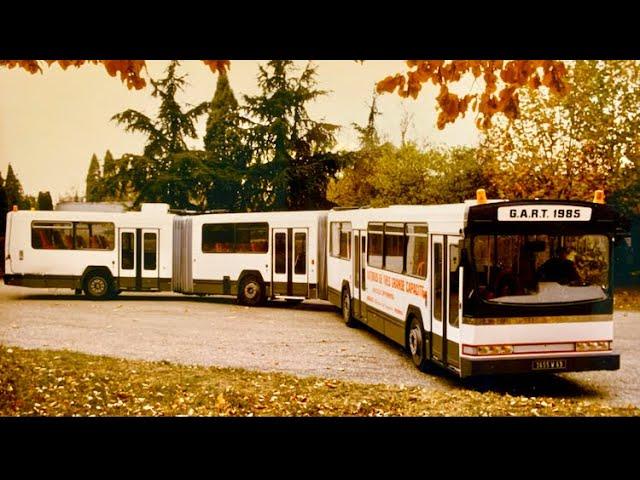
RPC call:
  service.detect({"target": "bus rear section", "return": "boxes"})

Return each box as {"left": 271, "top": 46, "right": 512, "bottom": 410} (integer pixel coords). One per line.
{"left": 2, "top": 204, "right": 174, "bottom": 298}
{"left": 459, "top": 200, "right": 622, "bottom": 377}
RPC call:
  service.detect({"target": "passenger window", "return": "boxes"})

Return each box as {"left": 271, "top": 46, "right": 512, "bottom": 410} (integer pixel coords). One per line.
{"left": 384, "top": 223, "right": 404, "bottom": 274}
{"left": 406, "top": 223, "right": 428, "bottom": 279}
{"left": 330, "top": 222, "right": 352, "bottom": 260}
{"left": 31, "top": 222, "right": 73, "bottom": 250}
{"left": 202, "top": 224, "right": 235, "bottom": 253}
{"left": 367, "top": 226, "right": 383, "bottom": 269}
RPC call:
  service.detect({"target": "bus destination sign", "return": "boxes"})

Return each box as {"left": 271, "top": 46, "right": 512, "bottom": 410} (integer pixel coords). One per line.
{"left": 497, "top": 205, "right": 592, "bottom": 222}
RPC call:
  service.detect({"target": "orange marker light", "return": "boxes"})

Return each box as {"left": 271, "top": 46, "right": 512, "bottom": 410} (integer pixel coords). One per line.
{"left": 593, "top": 190, "right": 605, "bottom": 204}
{"left": 12, "top": 205, "right": 18, "bottom": 211}
{"left": 476, "top": 189, "right": 487, "bottom": 204}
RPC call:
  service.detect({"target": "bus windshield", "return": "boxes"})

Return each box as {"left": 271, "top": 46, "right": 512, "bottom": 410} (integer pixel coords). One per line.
{"left": 472, "top": 234, "right": 610, "bottom": 304}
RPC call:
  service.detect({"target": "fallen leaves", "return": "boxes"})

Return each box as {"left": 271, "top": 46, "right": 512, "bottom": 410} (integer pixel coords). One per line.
{"left": 0, "top": 345, "right": 638, "bottom": 417}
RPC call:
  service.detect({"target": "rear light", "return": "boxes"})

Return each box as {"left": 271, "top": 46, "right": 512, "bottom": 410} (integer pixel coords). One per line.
{"left": 575, "top": 341, "right": 611, "bottom": 352}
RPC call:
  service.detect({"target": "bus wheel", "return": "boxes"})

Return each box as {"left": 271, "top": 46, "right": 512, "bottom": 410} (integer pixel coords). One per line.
{"left": 84, "top": 272, "right": 112, "bottom": 300}
{"left": 341, "top": 288, "right": 356, "bottom": 328}
{"left": 239, "top": 276, "right": 263, "bottom": 306}
{"left": 408, "top": 316, "right": 429, "bottom": 372}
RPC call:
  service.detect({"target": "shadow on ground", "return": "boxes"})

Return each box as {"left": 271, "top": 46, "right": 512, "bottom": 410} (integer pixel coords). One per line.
{"left": 11, "top": 291, "right": 339, "bottom": 312}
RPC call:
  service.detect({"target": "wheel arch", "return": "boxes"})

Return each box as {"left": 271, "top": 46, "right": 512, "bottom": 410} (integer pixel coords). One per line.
{"left": 238, "top": 270, "right": 265, "bottom": 290}
{"left": 405, "top": 305, "right": 428, "bottom": 350}
{"left": 341, "top": 280, "right": 351, "bottom": 296}
{"left": 80, "top": 266, "right": 114, "bottom": 290}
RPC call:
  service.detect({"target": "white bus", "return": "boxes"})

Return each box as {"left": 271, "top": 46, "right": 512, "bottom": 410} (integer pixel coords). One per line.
{"left": 3, "top": 204, "right": 327, "bottom": 305}
{"left": 327, "top": 193, "right": 624, "bottom": 377}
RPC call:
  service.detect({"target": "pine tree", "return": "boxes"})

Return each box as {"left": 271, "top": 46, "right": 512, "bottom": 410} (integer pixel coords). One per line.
{"left": 0, "top": 180, "right": 7, "bottom": 237}
{"left": 243, "top": 61, "right": 343, "bottom": 211}
{"left": 103, "top": 150, "right": 116, "bottom": 177}
{"left": 111, "top": 61, "right": 210, "bottom": 208}
{"left": 37, "top": 191, "right": 53, "bottom": 210}
{"left": 100, "top": 150, "right": 117, "bottom": 200}
{"left": 85, "top": 154, "right": 102, "bottom": 201}
{"left": 4, "top": 164, "right": 24, "bottom": 209}
{"left": 203, "top": 70, "right": 248, "bottom": 211}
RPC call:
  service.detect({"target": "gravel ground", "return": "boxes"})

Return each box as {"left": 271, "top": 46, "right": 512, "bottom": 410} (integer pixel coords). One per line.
{"left": 1, "top": 281, "right": 638, "bottom": 407}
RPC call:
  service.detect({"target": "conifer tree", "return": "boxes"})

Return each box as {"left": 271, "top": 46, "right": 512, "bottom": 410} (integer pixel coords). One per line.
{"left": 0, "top": 174, "right": 7, "bottom": 237}
{"left": 243, "top": 61, "right": 343, "bottom": 211}
{"left": 111, "top": 61, "right": 210, "bottom": 208}
{"left": 203, "top": 70, "right": 248, "bottom": 211}
{"left": 85, "top": 153, "right": 102, "bottom": 201}
{"left": 4, "top": 164, "right": 24, "bottom": 209}
{"left": 37, "top": 191, "right": 53, "bottom": 210}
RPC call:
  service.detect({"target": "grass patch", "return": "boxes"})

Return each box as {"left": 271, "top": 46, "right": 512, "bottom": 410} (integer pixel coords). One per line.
{"left": 1, "top": 345, "right": 638, "bottom": 417}
{"left": 614, "top": 287, "right": 640, "bottom": 311}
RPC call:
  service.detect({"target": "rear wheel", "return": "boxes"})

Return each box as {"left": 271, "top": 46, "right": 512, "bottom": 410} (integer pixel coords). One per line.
{"left": 238, "top": 275, "right": 264, "bottom": 306}
{"left": 341, "top": 288, "right": 357, "bottom": 327}
{"left": 408, "top": 316, "right": 429, "bottom": 371}
{"left": 84, "top": 271, "right": 112, "bottom": 300}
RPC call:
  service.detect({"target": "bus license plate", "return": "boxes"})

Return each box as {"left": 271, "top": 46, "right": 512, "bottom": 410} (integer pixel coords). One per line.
{"left": 532, "top": 359, "right": 567, "bottom": 370}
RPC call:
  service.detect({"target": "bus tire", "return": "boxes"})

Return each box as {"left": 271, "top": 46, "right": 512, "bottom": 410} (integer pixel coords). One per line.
{"left": 408, "top": 316, "right": 429, "bottom": 372}
{"left": 238, "top": 275, "right": 264, "bottom": 306}
{"left": 341, "top": 288, "right": 357, "bottom": 328}
{"left": 84, "top": 271, "right": 113, "bottom": 300}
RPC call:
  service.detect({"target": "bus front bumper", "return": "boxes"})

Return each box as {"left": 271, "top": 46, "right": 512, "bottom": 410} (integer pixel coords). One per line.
{"left": 460, "top": 353, "right": 620, "bottom": 377}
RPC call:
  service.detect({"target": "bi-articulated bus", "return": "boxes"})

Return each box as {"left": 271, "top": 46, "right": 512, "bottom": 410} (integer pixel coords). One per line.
{"left": 3, "top": 192, "right": 626, "bottom": 377}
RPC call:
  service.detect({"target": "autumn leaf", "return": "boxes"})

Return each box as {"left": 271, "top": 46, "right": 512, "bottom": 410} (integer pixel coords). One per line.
{"left": 376, "top": 60, "right": 569, "bottom": 130}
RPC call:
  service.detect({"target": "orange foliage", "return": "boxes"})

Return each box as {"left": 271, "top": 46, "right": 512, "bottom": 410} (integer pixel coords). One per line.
{"left": 376, "top": 60, "right": 569, "bottom": 129}
{"left": 1, "top": 59, "right": 567, "bottom": 131}
{"left": 0, "top": 60, "right": 230, "bottom": 90}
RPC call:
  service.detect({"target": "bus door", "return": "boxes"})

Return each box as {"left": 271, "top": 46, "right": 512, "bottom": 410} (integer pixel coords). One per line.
{"left": 446, "top": 236, "right": 462, "bottom": 369}
{"left": 118, "top": 228, "right": 159, "bottom": 291}
{"left": 272, "top": 228, "right": 309, "bottom": 297}
{"left": 352, "top": 230, "right": 367, "bottom": 322}
{"left": 431, "top": 235, "right": 445, "bottom": 363}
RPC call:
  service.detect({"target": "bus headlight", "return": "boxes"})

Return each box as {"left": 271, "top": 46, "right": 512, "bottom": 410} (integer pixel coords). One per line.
{"left": 463, "top": 344, "right": 514, "bottom": 356}
{"left": 575, "top": 341, "right": 611, "bottom": 352}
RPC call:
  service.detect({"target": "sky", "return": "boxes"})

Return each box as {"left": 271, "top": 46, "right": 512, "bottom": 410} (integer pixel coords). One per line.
{"left": 0, "top": 60, "right": 480, "bottom": 203}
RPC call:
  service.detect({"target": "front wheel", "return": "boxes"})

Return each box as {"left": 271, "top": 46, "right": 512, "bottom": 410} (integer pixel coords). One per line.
{"left": 341, "top": 288, "right": 357, "bottom": 327}
{"left": 238, "top": 276, "right": 264, "bottom": 306}
{"left": 84, "top": 272, "right": 113, "bottom": 300}
{"left": 408, "top": 316, "right": 429, "bottom": 371}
